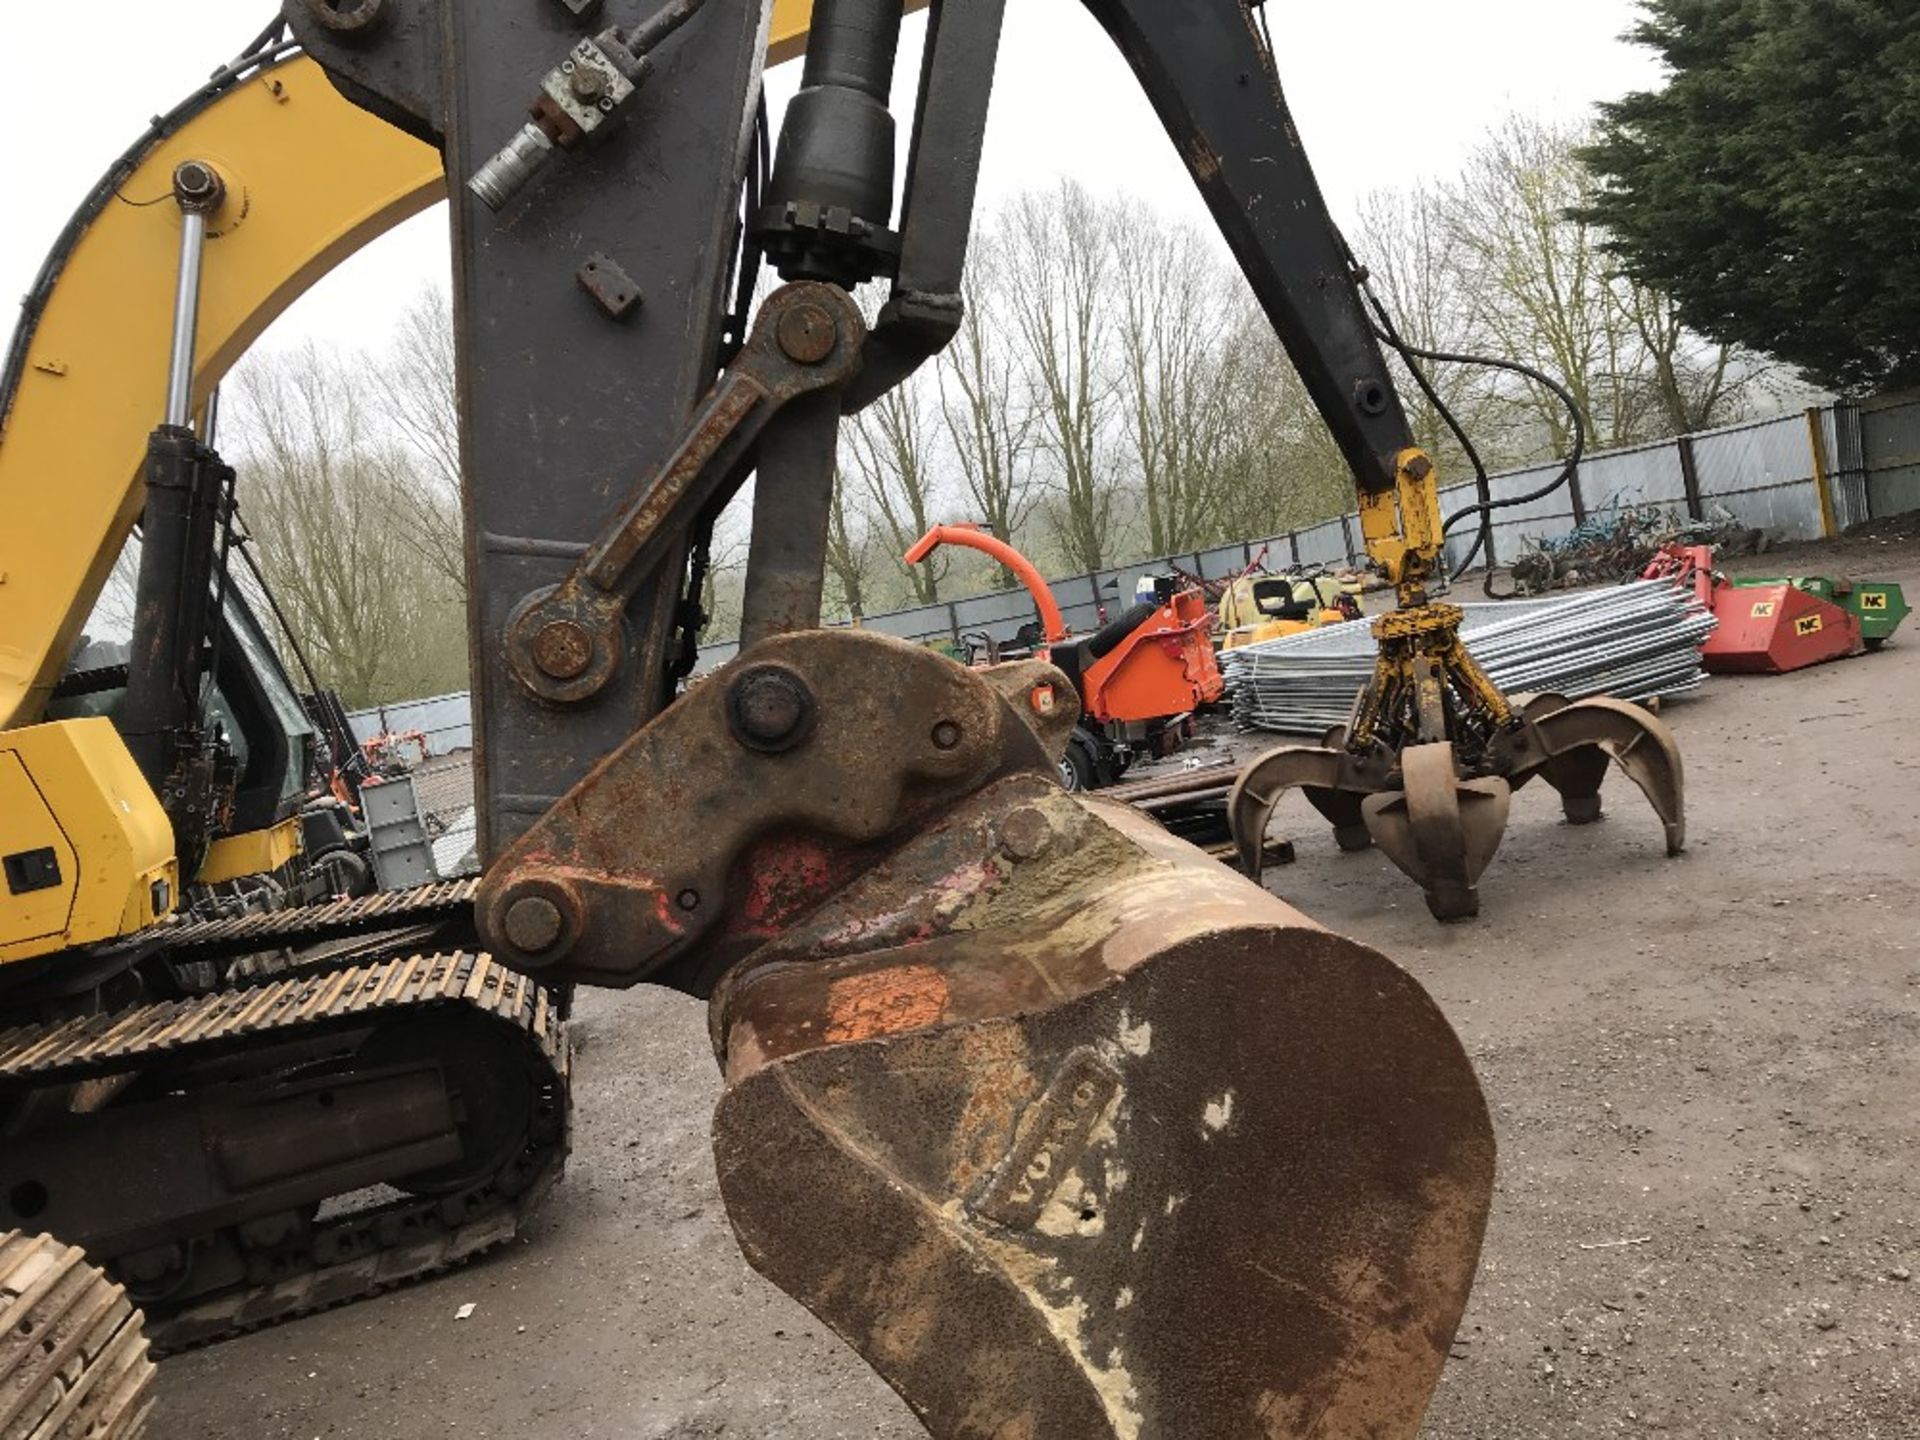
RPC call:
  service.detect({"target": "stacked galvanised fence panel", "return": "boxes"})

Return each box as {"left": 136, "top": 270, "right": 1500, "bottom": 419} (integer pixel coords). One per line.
{"left": 1223, "top": 582, "right": 1719, "bottom": 736}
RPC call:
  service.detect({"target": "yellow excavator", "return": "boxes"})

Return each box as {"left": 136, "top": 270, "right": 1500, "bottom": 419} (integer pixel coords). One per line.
{"left": 2, "top": 0, "right": 1691, "bottom": 1435}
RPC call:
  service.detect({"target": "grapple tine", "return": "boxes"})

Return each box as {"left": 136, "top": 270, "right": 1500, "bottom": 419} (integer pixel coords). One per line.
{"left": 1226, "top": 745, "right": 1366, "bottom": 882}
{"left": 1359, "top": 742, "right": 1512, "bottom": 921}
{"left": 1503, "top": 697, "right": 1687, "bottom": 855}
{"left": 712, "top": 788, "right": 1494, "bottom": 1440}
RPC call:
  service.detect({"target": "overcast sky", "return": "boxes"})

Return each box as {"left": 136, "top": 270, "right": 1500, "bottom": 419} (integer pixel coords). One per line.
{"left": 2, "top": 0, "right": 1663, "bottom": 363}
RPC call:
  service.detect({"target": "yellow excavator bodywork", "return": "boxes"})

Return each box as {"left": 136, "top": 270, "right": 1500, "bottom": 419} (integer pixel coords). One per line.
{"left": 0, "top": 719, "right": 176, "bottom": 965}
{"left": 0, "top": 57, "right": 442, "bottom": 736}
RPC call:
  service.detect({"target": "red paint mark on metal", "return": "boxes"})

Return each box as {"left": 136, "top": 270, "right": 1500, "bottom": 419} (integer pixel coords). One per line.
{"left": 729, "top": 835, "right": 874, "bottom": 938}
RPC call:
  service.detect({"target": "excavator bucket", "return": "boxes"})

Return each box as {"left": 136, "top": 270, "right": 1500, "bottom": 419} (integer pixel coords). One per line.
{"left": 710, "top": 785, "right": 1494, "bottom": 1439}
{"left": 479, "top": 631, "right": 1493, "bottom": 1437}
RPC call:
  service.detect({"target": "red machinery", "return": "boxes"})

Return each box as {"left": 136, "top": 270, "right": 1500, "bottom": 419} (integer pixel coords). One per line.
{"left": 1646, "top": 544, "right": 1863, "bottom": 674}
{"left": 906, "top": 525, "right": 1224, "bottom": 788}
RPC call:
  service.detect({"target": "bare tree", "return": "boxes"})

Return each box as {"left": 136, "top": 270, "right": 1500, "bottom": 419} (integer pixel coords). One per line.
{"left": 1444, "top": 116, "right": 1645, "bottom": 453}
{"left": 376, "top": 286, "right": 467, "bottom": 587}
{"left": 1003, "top": 182, "right": 1115, "bottom": 572}
{"left": 842, "top": 376, "right": 947, "bottom": 604}
{"left": 936, "top": 235, "right": 1039, "bottom": 586}
{"left": 822, "top": 472, "right": 877, "bottom": 621}
{"left": 1205, "top": 322, "right": 1357, "bottom": 543}
{"left": 1108, "top": 215, "right": 1251, "bottom": 555}
{"left": 228, "top": 342, "right": 467, "bottom": 707}
{"left": 1613, "top": 283, "right": 1753, "bottom": 436}
{"left": 695, "top": 495, "right": 752, "bottom": 642}
{"left": 1350, "top": 184, "right": 1527, "bottom": 477}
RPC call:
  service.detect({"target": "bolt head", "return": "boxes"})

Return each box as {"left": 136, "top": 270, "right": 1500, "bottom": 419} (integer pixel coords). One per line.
{"left": 997, "top": 805, "right": 1053, "bottom": 862}
{"left": 728, "top": 666, "right": 816, "bottom": 752}
{"left": 306, "top": 0, "right": 385, "bottom": 33}
{"left": 931, "top": 719, "right": 963, "bottom": 751}
{"left": 776, "top": 303, "right": 837, "bottom": 364}
{"left": 171, "top": 161, "right": 225, "bottom": 214}
{"left": 174, "top": 161, "right": 216, "bottom": 199}
{"left": 569, "top": 65, "right": 608, "bottom": 101}
{"left": 503, "top": 895, "right": 564, "bottom": 955}
{"left": 532, "top": 619, "right": 595, "bottom": 680}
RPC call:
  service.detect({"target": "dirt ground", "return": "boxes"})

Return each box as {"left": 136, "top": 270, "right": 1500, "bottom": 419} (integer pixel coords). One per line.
{"left": 157, "top": 534, "right": 1920, "bottom": 1439}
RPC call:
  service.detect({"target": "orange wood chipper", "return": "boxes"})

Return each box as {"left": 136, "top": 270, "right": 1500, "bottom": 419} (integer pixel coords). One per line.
{"left": 907, "top": 525, "right": 1224, "bottom": 789}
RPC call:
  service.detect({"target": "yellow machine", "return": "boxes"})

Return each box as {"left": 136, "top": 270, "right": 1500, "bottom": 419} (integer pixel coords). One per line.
{"left": 0, "top": 41, "right": 502, "bottom": 1440}
{"left": 0, "top": 56, "right": 441, "bottom": 966}
{"left": 1, "top": 0, "right": 838, "bottom": 958}
{"left": 0, "top": 722, "right": 176, "bottom": 966}
{"left": 1216, "top": 570, "right": 1362, "bottom": 649}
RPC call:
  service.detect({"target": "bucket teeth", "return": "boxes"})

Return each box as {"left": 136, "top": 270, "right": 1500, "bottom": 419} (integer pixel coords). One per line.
{"left": 711, "top": 790, "right": 1493, "bottom": 1440}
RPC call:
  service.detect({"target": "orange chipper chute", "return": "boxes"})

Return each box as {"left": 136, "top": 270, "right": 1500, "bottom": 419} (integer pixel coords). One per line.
{"left": 906, "top": 524, "right": 1223, "bottom": 728}
{"left": 904, "top": 524, "right": 1066, "bottom": 652}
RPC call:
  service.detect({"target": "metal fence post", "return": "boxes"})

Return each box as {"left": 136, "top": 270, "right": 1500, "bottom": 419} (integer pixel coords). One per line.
{"left": 1288, "top": 531, "right": 1301, "bottom": 567}
{"left": 946, "top": 602, "right": 962, "bottom": 649}
{"left": 1805, "top": 406, "right": 1839, "bottom": 539}
{"left": 1568, "top": 462, "right": 1587, "bottom": 526}
{"left": 1676, "top": 435, "right": 1705, "bottom": 520}
{"left": 1338, "top": 513, "right": 1358, "bottom": 565}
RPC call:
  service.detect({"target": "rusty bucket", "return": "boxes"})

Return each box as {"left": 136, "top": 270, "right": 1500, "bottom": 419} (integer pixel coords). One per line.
{"left": 710, "top": 783, "right": 1494, "bottom": 1439}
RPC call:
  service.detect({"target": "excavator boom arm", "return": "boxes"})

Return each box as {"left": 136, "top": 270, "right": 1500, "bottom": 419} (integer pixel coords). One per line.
{"left": 290, "top": 2, "right": 1498, "bottom": 1436}
{"left": 0, "top": 52, "right": 441, "bottom": 733}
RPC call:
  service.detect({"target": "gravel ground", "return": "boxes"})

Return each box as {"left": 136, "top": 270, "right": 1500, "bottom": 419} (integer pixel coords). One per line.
{"left": 157, "top": 535, "right": 1920, "bottom": 1439}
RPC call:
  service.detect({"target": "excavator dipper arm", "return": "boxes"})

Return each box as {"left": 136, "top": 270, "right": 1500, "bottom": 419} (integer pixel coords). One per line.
{"left": 289, "top": 0, "right": 1495, "bottom": 1435}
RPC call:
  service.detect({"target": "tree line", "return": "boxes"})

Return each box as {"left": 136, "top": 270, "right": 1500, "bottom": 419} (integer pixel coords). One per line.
{"left": 813, "top": 112, "right": 1773, "bottom": 625}
{"left": 226, "top": 114, "right": 1788, "bottom": 706}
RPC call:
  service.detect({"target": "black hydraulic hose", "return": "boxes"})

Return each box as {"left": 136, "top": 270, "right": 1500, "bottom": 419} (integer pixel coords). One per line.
{"left": 233, "top": 522, "right": 325, "bottom": 708}
{"left": 235, "top": 14, "right": 291, "bottom": 61}
{"left": 1376, "top": 320, "right": 1589, "bottom": 597}
{"left": 1339, "top": 236, "right": 1588, "bottom": 597}
{"left": 623, "top": 0, "right": 714, "bottom": 56}
{"left": 1359, "top": 282, "right": 1498, "bottom": 551}
{"left": 1389, "top": 335, "right": 1588, "bottom": 541}
{"left": 718, "top": 90, "right": 771, "bottom": 367}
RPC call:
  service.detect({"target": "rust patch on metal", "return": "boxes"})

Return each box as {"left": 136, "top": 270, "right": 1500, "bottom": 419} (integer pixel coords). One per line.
{"left": 973, "top": 1048, "right": 1121, "bottom": 1230}
{"left": 1187, "top": 134, "right": 1223, "bottom": 183}
{"left": 823, "top": 965, "right": 951, "bottom": 1044}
